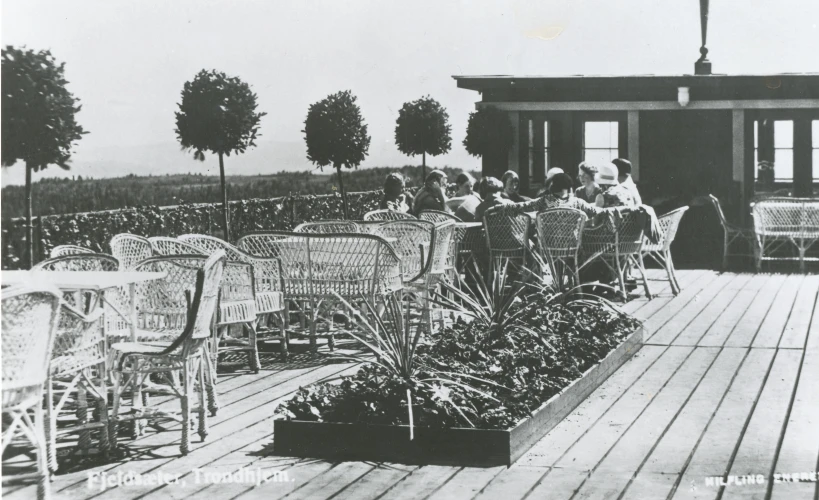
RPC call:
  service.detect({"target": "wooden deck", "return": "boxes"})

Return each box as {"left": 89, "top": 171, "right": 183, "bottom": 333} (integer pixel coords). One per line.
{"left": 5, "top": 270, "right": 819, "bottom": 499}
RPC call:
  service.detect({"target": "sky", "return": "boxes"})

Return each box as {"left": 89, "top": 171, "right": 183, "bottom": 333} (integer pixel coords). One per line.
{"left": 2, "top": 0, "right": 818, "bottom": 186}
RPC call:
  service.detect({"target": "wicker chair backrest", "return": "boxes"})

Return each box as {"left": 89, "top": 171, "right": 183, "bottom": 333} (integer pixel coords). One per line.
{"left": 751, "top": 199, "right": 819, "bottom": 236}
{"left": 584, "top": 210, "right": 646, "bottom": 256}
{"left": 430, "top": 221, "right": 456, "bottom": 274}
{"left": 708, "top": 195, "right": 731, "bottom": 228}
{"left": 363, "top": 209, "right": 416, "bottom": 221}
{"left": 536, "top": 208, "right": 588, "bottom": 258}
{"left": 50, "top": 245, "right": 96, "bottom": 258}
{"left": 294, "top": 221, "right": 360, "bottom": 234}
{"left": 237, "top": 231, "right": 402, "bottom": 298}
{"left": 33, "top": 254, "right": 120, "bottom": 272}
{"left": 149, "top": 237, "right": 206, "bottom": 256}
{"left": 2, "top": 285, "right": 61, "bottom": 409}
{"left": 419, "top": 210, "right": 461, "bottom": 224}
{"left": 644, "top": 206, "right": 689, "bottom": 252}
{"left": 110, "top": 234, "right": 152, "bottom": 270}
{"left": 373, "top": 220, "right": 435, "bottom": 281}
{"left": 483, "top": 209, "right": 531, "bottom": 253}
{"left": 179, "top": 234, "right": 281, "bottom": 293}
{"left": 51, "top": 302, "right": 106, "bottom": 377}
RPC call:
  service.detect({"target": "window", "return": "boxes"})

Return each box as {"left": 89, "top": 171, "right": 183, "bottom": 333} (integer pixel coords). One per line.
{"left": 583, "top": 121, "right": 618, "bottom": 165}
{"left": 527, "top": 120, "right": 548, "bottom": 183}
{"left": 813, "top": 120, "right": 819, "bottom": 181}
{"left": 774, "top": 121, "right": 794, "bottom": 182}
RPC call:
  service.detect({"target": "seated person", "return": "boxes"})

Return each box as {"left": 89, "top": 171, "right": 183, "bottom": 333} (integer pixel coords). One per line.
{"left": 612, "top": 158, "right": 642, "bottom": 205}
{"left": 412, "top": 169, "right": 451, "bottom": 215}
{"left": 454, "top": 177, "right": 485, "bottom": 222}
{"left": 539, "top": 167, "right": 566, "bottom": 196}
{"left": 594, "top": 163, "right": 637, "bottom": 208}
{"left": 446, "top": 172, "right": 480, "bottom": 212}
{"left": 497, "top": 173, "right": 602, "bottom": 220}
{"left": 379, "top": 172, "right": 413, "bottom": 213}
{"left": 474, "top": 177, "right": 511, "bottom": 221}
{"left": 501, "top": 170, "right": 531, "bottom": 203}
{"left": 575, "top": 163, "right": 602, "bottom": 203}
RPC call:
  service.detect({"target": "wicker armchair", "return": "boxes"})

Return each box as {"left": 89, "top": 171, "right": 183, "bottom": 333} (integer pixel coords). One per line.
{"left": 110, "top": 234, "right": 152, "bottom": 271}
{"left": 50, "top": 245, "right": 96, "bottom": 258}
{"left": 46, "top": 301, "right": 108, "bottom": 472}
{"left": 483, "top": 208, "right": 535, "bottom": 278}
{"left": 751, "top": 198, "right": 819, "bottom": 272}
{"left": 579, "top": 211, "right": 651, "bottom": 300}
{"left": 294, "top": 221, "right": 360, "bottom": 234}
{"left": 237, "top": 232, "right": 402, "bottom": 350}
{"left": 709, "top": 195, "right": 757, "bottom": 269}
{"left": 642, "top": 206, "right": 689, "bottom": 294}
{"left": 137, "top": 253, "right": 263, "bottom": 373}
{"left": 33, "top": 254, "right": 119, "bottom": 272}
{"left": 177, "top": 234, "right": 287, "bottom": 352}
{"left": 418, "top": 210, "right": 461, "bottom": 224}
{"left": 363, "top": 209, "right": 416, "bottom": 221}
{"left": 109, "top": 251, "right": 225, "bottom": 456}
{"left": 535, "top": 208, "right": 588, "bottom": 290}
{"left": 2, "top": 285, "right": 62, "bottom": 500}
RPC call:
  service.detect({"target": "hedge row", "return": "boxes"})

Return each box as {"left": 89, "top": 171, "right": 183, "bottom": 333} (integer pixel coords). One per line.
{"left": 2, "top": 191, "right": 382, "bottom": 269}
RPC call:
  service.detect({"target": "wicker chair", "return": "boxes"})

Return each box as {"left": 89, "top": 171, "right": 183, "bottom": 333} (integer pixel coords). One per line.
{"left": 237, "top": 232, "right": 403, "bottom": 350}
{"left": 50, "top": 245, "right": 96, "bottom": 258}
{"left": 294, "top": 221, "right": 360, "bottom": 234}
{"left": 418, "top": 210, "right": 461, "bottom": 224}
{"left": 751, "top": 198, "right": 819, "bottom": 272}
{"left": 110, "top": 234, "right": 152, "bottom": 271}
{"left": 177, "top": 234, "right": 287, "bottom": 355}
{"left": 33, "top": 254, "right": 120, "bottom": 272}
{"left": 363, "top": 209, "right": 416, "bottom": 221}
{"left": 138, "top": 253, "right": 262, "bottom": 374}
{"left": 483, "top": 208, "right": 536, "bottom": 278}
{"left": 109, "top": 251, "right": 225, "bottom": 456}
{"left": 45, "top": 301, "right": 108, "bottom": 472}
{"left": 579, "top": 211, "right": 651, "bottom": 300}
{"left": 2, "top": 285, "right": 62, "bottom": 500}
{"left": 709, "top": 195, "right": 757, "bottom": 269}
{"left": 642, "top": 206, "right": 689, "bottom": 294}
{"left": 535, "top": 208, "right": 588, "bottom": 290}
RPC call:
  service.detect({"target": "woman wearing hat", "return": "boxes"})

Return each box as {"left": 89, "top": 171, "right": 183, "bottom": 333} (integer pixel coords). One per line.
{"left": 594, "top": 163, "right": 637, "bottom": 208}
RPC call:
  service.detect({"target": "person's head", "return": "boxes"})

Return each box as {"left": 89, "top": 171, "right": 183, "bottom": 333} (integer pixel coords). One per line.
{"left": 424, "top": 169, "right": 448, "bottom": 190}
{"left": 483, "top": 177, "right": 504, "bottom": 198}
{"left": 501, "top": 170, "right": 519, "bottom": 195}
{"left": 548, "top": 173, "right": 574, "bottom": 199}
{"left": 578, "top": 162, "right": 598, "bottom": 187}
{"left": 545, "top": 167, "right": 565, "bottom": 184}
{"left": 612, "top": 158, "right": 632, "bottom": 183}
{"left": 595, "top": 163, "right": 619, "bottom": 187}
{"left": 384, "top": 173, "right": 405, "bottom": 199}
{"left": 455, "top": 172, "right": 476, "bottom": 196}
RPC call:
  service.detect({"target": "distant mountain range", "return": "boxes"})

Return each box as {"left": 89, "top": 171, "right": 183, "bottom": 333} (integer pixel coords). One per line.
{"left": 0, "top": 140, "right": 478, "bottom": 186}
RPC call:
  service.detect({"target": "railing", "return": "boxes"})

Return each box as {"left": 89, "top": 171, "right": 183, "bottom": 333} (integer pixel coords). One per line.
{"left": 2, "top": 191, "right": 382, "bottom": 270}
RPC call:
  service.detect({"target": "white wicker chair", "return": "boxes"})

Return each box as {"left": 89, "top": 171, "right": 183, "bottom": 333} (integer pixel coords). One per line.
{"left": 363, "top": 209, "right": 416, "bottom": 221}
{"left": 709, "top": 195, "right": 757, "bottom": 268}
{"left": 109, "top": 251, "right": 225, "bottom": 456}
{"left": 2, "top": 285, "right": 62, "bottom": 500}
{"left": 177, "top": 234, "right": 287, "bottom": 356}
{"left": 751, "top": 198, "right": 819, "bottom": 272}
{"left": 46, "top": 301, "right": 108, "bottom": 472}
{"left": 294, "top": 221, "right": 360, "bottom": 234}
{"left": 483, "top": 208, "right": 536, "bottom": 278}
{"left": 642, "top": 206, "right": 689, "bottom": 294}
{"left": 110, "top": 234, "right": 152, "bottom": 271}
{"left": 50, "top": 245, "right": 96, "bottom": 258}
{"left": 237, "top": 232, "right": 403, "bottom": 350}
{"left": 536, "top": 208, "right": 588, "bottom": 290}
{"left": 579, "top": 210, "right": 651, "bottom": 300}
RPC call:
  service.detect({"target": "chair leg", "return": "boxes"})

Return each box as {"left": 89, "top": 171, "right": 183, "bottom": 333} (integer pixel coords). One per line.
{"left": 723, "top": 233, "right": 729, "bottom": 269}
{"left": 180, "top": 360, "right": 192, "bottom": 456}
{"left": 77, "top": 382, "right": 91, "bottom": 453}
{"left": 109, "top": 371, "right": 121, "bottom": 452}
{"left": 33, "top": 404, "right": 51, "bottom": 500}
{"left": 246, "top": 323, "right": 260, "bottom": 373}
{"left": 635, "top": 254, "right": 652, "bottom": 299}
{"left": 45, "top": 376, "right": 57, "bottom": 473}
{"left": 202, "top": 353, "right": 219, "bottom": 416}
{"left": 615, "top": 254, "right": 627, "bottom": 299}
{"left": 279, "top": 312, "right": 289, "bottom": 359}
{"left": 95, "top": 384, "right": 110, "bottom": 457}
{"left": 666, "top": 250, "right": 681, "bottom": 295}
{"left": 197, "top": 357, "right": 208, "bottom": 441}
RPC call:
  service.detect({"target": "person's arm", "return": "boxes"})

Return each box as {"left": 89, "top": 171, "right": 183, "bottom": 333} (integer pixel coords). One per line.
{"left": 496, "top": 196, "right": 545, "bottom": 216}
{"left": 595, "top": 193, "right": 605, "bottom": 208}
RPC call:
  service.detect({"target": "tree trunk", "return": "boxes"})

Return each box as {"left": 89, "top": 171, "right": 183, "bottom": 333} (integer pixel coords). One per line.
{"left": 25, "top": 162, "right": 33, "bottom": 269}
{"left": 336, "top": 164, "right": 349, "bottom": 220}
{"left": 218, "top": 152, "right": 230, "bottom": 240}
{"left": 422, "top": 152, "right": 426, "bottom": 182}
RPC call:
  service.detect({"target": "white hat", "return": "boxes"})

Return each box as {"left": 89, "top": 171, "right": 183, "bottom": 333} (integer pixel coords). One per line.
{"left": 545, "top": 168, "right": 564, "bottom": 181}
{"left": 595, "top": 164, "right": 618, "bottom": 186}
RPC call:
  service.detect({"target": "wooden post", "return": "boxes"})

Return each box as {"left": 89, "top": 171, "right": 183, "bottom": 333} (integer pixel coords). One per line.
{"left": 24, "top": 162, "right": 33, "bottom": 269}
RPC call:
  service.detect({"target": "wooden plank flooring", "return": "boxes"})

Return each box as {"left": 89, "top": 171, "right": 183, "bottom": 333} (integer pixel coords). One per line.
{"left": 4, "top": 270, "right": 819, "bottom": 500}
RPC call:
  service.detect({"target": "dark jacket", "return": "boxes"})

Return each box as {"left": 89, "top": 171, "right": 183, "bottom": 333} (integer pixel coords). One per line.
{"left": 412, "top": 188, "right": 449, "bottom": 216}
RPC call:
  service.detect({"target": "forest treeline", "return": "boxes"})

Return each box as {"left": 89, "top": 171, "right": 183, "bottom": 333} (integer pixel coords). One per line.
{"left": 1, "top": 165, "right": 477, "bottom": 218}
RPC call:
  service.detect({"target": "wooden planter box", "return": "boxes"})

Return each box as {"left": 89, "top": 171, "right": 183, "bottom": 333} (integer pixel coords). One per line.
{"left": 273, "top": 326, "right": 644, "bottom": 466}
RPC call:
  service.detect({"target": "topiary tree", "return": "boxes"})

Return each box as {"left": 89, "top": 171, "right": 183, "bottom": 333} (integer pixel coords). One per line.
{"left": 394, "top": 96, "right": 452, "bottom": 181}
{"left": 2, "top": 46, "right": 87, "bottom": 268}
{"left": 303, "top": 90, "right": 371, "bottom": 219}
{"left": 175, "top": 69, "right": 265, "bottom": 240}
{"left": 463, "top": 106, "right": 514, "bottom": 177}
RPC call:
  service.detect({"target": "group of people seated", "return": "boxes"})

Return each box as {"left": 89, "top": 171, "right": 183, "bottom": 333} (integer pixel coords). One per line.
{"left": 379, "top": 158, "right": 644, "bottom": 224}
